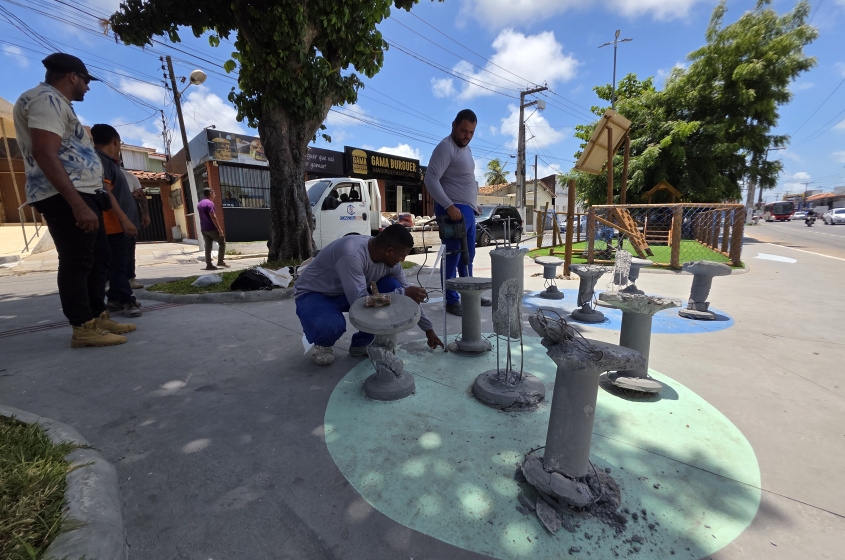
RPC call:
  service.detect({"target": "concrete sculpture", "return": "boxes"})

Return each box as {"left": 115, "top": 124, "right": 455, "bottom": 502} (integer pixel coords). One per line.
{"left": 472, "top": 279, "right": 545, "bottom": 408}
{"left": 348, "top": 293, "right": 421, "bottom": 401}
{"left": 598, "top": 292, "right": 681, "bottom": 394}
{"left": 534, "top": 256, "right": 565, "bottom": 300}
{"left": 679, "top": 260, "right": 732, "bottom": 320}
{"left": 569, "top": 264, "right": 610, "bottom": 323}
{"left": 491, "top": 247, "right": 529, "bottom": 312}
{"left": 444, "top": 277, "right": 493, "bottom": 354}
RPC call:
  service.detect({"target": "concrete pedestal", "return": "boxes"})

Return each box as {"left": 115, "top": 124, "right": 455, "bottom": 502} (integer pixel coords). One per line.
{"left": 349, "top": 294, "right": 420, "bottom": 401}
{"left": 598, "top": 292, "right": 681, "bottom": 394}
{"left": 679, "top": 260, "right": 732, "bottom": 320}
{"left": 523, "top": 313, "right": 645, "bottom": 506}
{"left": 535, "top": 256, "right": 565, "bottom": 300}
{"left": 445, "top": 277, "right": 493, "bottom": 355}
{"left": 620, "top": 257, "right": 653, "bottom": 295}
{"left": 491, "top": 247, "right": 528, "bottom": 313}
{"left": 569, "top": 264, "right": 610, "bottom": 323}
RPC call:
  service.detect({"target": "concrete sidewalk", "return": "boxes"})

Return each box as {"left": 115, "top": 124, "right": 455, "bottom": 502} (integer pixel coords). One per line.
{"left": 0, "top": 240, "right": 842, "bottom": 559}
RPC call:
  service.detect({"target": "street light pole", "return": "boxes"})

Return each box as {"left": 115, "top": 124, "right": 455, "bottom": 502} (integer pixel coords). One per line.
{"left": 598, "top": 30, "right": 633, "bottom": 110}
{"left": 165, "top": 55, "right": 205, "bottom": 252}
{"left": 517, "top": 86, "right": 547, "bottom": 227}
{"left": 757, "top": 146, "right": 785, "bottom": 205}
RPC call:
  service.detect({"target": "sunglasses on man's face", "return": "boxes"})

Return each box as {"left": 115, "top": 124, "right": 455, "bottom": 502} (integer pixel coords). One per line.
{"left": 74, "top": 72, "right": 91, "bottom": 85}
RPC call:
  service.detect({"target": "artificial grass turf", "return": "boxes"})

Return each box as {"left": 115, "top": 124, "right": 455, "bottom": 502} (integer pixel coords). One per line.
{"left": 0, "top": 416, "right": 76, "bottom": 560}
{"left": 526, "top": 239, "right": 742, "bottom": 268}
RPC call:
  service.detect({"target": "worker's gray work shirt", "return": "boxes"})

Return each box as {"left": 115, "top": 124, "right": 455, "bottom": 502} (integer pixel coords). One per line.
{"left": 294, "top": 235, "right": 433, "bottom": 332}
{"left": 424, "top": 134, "right": 478, "bottom": 211}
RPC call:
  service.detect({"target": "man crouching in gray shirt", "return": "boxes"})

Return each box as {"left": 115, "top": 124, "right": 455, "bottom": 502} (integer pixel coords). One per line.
{"left": 295, "top": 224, "right": 444, "bottom": 366}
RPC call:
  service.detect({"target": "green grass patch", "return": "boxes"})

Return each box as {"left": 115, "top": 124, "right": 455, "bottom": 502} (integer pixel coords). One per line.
{"left": 0, "top": 416, "right": 77, "bottom": 560}
{"left": 401, "top": 261, "right": 416, "bottom": 270}
{"left": 146, "top": 269, "right": 244, "bottom": 295}
{"left": 526, "top": 240, "right": 744, "bottom": 269}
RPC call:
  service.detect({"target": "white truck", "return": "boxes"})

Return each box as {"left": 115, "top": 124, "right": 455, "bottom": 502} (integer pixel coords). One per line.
{"left": 306, "top": 177, "right": 439, "bottom": 253}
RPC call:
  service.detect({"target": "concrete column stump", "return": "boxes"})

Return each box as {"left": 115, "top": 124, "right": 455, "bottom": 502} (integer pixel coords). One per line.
{"left": 569, "top": 264, "right": 610, "bottom": 323}
{"left": 472, "top": 279, "right": 545, "bottom": 409}
{"left": 349, "top": 294, "right": 421, "bottom": 401}
{"left": 597, "top": 293, "right": 681, "bottom": 394}
{"left": 620, "top": 257, "right": 653, "bottom": 295}
{"left": 491, "top": 247, "right": 528, "bottom": 312}
{"left": 534, "top": 256, "right": 565, "bottom": 300}
{"left": 679, "top": 260, "right": 732, "bottom": 320}
{"left": 445, "top": 277, "right": 493, "bottom": 355}
{"left": 522, "top": 312, "right": 644, "bottom": 508}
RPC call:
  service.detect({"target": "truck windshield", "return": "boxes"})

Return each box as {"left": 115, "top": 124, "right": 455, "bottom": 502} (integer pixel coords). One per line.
{"left": 306, "top": 180, "right": 333, "bottom": 206}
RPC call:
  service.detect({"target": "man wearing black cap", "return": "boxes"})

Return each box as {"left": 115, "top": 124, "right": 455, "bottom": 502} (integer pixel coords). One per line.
{"left": 13, "top": 53, "right": 135, "bottom": 348}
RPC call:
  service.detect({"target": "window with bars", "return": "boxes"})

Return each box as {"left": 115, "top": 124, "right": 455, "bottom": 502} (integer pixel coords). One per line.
{"left": 218, "top": 164, "right": 271, "bottom": 208}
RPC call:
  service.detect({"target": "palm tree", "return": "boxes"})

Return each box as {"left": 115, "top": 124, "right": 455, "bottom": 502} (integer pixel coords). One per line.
{"left": 485, "top": 159, "right": 510, "bottom": 186}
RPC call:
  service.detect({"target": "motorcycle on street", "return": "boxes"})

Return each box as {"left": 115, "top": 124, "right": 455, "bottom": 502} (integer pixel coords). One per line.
{"left": 805, "top": 215, "right": 816, "bottom": 227}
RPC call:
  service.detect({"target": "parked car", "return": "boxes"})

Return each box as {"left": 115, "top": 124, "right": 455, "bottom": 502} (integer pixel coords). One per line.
{"left": 476, "top": 205, "right": 522, "bottom": 246}
{"left": 824, "top": 208, "right": 845, "bottom": 225}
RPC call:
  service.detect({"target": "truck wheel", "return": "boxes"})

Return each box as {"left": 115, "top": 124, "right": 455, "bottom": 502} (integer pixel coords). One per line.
{"left": 478, "top": 231, "right": 491, "bottom": 247}
{"left": 511, "top": 230, "right": 522, "bottom": 243}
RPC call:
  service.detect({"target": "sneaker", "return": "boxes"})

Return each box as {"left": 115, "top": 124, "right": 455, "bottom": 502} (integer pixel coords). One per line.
{"left": 312, "top": 345, "right": 335, "bottom": 366}
{"left": 71, "top": 319, "right": 127, "bottom": 348}
{"left": 107, "top": 300, "right": 123, "bottom": 314}
{"left": 446, "top": 302, "right": 462, "bottom": 317}
{"left": 123, "top": 301, "right": 142, "bottom": 318}
{"left": 349, "top": 345, "right": 370, "bottom": 358}
{"left": 480, "top": 296, "right": 492, "bottom": 307}
{"left": 96, "top": 311, "right": 136, "bottom": 334}
{"left": 216, "top": 262, "right": 231, "bottom": 268}
{"left": 204, "top": 264, "right": 218, "bottom": 270}
{"left": 129, "top": 278, "right": 144, "bottom": 289}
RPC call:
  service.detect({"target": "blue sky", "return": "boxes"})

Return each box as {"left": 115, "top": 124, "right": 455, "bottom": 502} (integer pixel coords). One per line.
{"left": 1, "top": 0, "right": 843, "bottom": 201}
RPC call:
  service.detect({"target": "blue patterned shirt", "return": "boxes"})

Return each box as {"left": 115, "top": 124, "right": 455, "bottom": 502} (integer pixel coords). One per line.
{"left": 13, "top": 83, "right": 103, "bottom": 203}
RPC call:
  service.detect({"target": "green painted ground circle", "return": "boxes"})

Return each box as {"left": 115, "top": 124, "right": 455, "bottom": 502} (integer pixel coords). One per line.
{"left": 325, "top": 336, "right": 760, "bottom": 559}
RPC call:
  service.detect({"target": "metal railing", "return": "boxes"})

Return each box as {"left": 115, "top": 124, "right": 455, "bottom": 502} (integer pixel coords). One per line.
{"left": 18, "top": 202, "right": 43, "bottom": 253}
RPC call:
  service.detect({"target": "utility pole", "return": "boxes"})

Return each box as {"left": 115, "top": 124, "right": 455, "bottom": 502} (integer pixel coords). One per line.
{"left": 757, "top": 146, "right": 785, "bottom": 205}
{"left": 598, "top": 30, "right": 633, "bottom": 110}
{"left": 164, "top": 55, "right": 204, "bottom": 251}
{"left": 802, "top": 181, "right": 813, "bottom": 210}
{"left": 159, "top": 110, "right": 171, "bottom": 160}
{"left": 517, "top": 85, "right": 547, "bottom": 226}
{"left": 532, "top": 154, "right": 538, "bottom": 232}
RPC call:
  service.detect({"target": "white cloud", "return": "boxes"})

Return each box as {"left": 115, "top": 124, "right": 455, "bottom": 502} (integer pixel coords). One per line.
{"left": 496, "top": 104, "right": 568, "bottom": 149}
{"left": 431, "top": 77, "right": 456, "bottom": 98}
{"left": 791, "top": 81, "right": 814, "bottom": 92}
{"left": 88, "top": 0, "right": 122, "bottom": 12}
{"left": 112, "top": 120, "right": 164, "bottom": 150}
{"left": 460, "top": 0, "right": 705, "bottom": 29}
{"left": 447, "top": 29, "right": 578, "bottom": 100}
{"left": 835, "top": 117, "right": 845, "bottom": 132}
{"left": 118, "top": 78, "right": 164, "bottom": 104}
{"left": 781, "top": 150, "right": 802, "bottom": 163}
{"left": 181, "top": 85, "right": 247, "bottom": 142}
{"left": 791, "top": 171, "right": 811, "bottom": 182}
{"left": 376, "top": 143, "right": 422, "bottom": 160}
{"left": 833, "top": 151, "right": 845, "bottom": 164}
{"left": 656, "top": 62, "right": 687, "bottom": 85}
{"left": 3, "top": 46, "right": 29, "bottom": 68}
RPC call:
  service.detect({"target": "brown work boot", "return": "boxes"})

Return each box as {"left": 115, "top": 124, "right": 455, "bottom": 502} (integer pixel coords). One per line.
{"left": 97, "top": 311, "right": 136, "bottom": 334}
{"left": 71, "top": 319, "right": 127, "bottom": 348}
{"left": 311, "top": 345, "right": 335, "bottom": 366}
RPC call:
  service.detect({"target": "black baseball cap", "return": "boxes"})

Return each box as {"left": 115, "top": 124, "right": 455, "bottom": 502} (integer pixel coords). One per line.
{"left": 42, "top": 53, "right": 99, "bottom": 82}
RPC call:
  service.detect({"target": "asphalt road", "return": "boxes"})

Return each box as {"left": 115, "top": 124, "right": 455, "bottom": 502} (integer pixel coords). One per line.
{"left": 746, "top": 218, "right": 845, "bottom": 260}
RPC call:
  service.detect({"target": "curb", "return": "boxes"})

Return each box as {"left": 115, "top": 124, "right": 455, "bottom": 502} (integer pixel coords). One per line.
{"left": 0, "top": 405, "right": 128, "bottom": 560}
{"left": 138, "top": 286, "right": 295, "bottom": 304}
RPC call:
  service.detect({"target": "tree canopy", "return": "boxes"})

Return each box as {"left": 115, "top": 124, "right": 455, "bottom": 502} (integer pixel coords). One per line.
{"left": 109, "top": 0, "right": 436, "bottom": 261}
{"left": 485, "top": 158, "right": 510, "bottom": 185}
{"left": 565, "top": 0, "right": 817, "bottom": 208}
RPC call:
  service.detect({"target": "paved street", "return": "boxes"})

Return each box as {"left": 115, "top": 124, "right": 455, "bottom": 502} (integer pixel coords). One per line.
{"left": 748, "top": 218, "right": 845, "bottom": 260}
{"left": 1, "top": 239, "right": 843, "bottom": 559}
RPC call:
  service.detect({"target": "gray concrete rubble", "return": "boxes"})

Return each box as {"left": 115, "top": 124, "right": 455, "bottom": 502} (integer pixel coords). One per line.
{"left": 534, "top": 256, "right": 565, "bottom": 299}
{"left": 349, "top": 294, "right": 420, "bottom": 401}
{"left": 597, "top": 293, "right": 681, "bottom": 394}
{"left": 522, "top": 312, "right": 644, "bottom": 525}
{"left": 679, "top": 260, "right": 732, "bottom": 320}
{"left": 0, "top": 405, "right": 128, "bottom": 560}
{"left": 472, "top": 279, "right": 545, "bottom": 409}
{"left": 490, "top": 247, "right": 528, "bottom": 313}
{"left": 444, "top": 277, "right": 493, "bottom": 354}
{"left": 569, "top": 264, "right": 610, "bottom": 323}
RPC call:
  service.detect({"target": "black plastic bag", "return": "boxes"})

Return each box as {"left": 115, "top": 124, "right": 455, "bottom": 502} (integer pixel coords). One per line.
{"left": 230, "top": 269, "right": 274, "bottom": 291}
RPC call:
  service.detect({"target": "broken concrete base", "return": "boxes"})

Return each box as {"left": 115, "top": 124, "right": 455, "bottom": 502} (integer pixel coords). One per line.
{"left": 570, "top": 305, "right": 605, "bottom": 323}
{"left": 679, "top": 307, "right": 718, "bottom": 320}
{"left": 472, "top": 369, "right": 545, "bottom": 409}
{"left": 362, "top": 368, "right": 416, "bottom": 401}
{"left": 447, "top": 337, "right": 492, "bottom": 355}
{"left": 601, "top": 371, "right": 663, "bottom": 394}
{"left": 538, "top": 285, "right": 565, "bottom": 300}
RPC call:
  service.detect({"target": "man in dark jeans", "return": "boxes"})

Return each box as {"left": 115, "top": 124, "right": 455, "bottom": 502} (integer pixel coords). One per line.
{"left": 198, "top": 188, "right": 229, "bottom": 270}
{"left": 92, "top": 124, "right": 142, "bottom": 318}
{"left": 13, "top": 53, "right": 135, "bottom": 347}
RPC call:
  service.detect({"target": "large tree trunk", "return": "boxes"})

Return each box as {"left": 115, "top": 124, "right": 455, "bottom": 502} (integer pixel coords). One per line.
{"left": 258, "top": 107, "right": 322, "bottom": 262}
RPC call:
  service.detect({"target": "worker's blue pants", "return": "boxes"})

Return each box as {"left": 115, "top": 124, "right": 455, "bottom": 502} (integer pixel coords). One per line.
{"left": 434, "top": 203, "right": 476, "bottom": 305}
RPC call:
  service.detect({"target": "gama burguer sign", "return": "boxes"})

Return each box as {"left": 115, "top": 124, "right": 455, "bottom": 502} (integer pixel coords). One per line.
{"left": 344, "top": 146, "right": 421, "bottom": 183}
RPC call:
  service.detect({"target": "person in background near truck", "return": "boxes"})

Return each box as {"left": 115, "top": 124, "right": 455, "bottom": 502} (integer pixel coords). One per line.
{"left": 13, "top": 53, "right": 135, "bottom": 347}
{"left": 123, "top": 170, "right": 150, "bottom": 290}
{"left": 198, "top": 187, "right": 230, "bottom": 270}
{"left": 93, "top": 124, "right": 143, "bottom": 318}
{"left": 295, "top": 224, "right": 444, "bottom": 366}
{"left": 424, "top": 108, "right": 491, "bottom": 317}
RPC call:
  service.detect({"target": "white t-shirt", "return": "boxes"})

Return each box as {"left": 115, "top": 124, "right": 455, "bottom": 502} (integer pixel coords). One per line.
{"left": 14, "top": 83, "right": 103, "bottom": 203}
{"left": 123, "top": 170, "right": 143, "bottom": 193}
